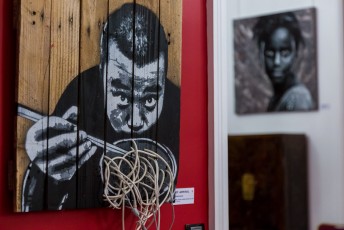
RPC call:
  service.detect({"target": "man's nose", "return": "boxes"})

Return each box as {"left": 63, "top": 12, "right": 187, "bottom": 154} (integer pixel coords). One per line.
{"left": 274, "top": 52, "right": 281, "bottom": 66}
{"left": 130, "top": 104, "right": 144, "bottom": 129}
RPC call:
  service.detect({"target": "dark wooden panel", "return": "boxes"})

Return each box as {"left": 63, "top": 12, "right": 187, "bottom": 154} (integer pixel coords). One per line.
{"left": 228, "top": 134, "right": 308, "bottom": 230}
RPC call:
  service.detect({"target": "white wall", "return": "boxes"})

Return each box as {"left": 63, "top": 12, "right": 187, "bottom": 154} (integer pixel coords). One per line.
{"left": 227, "top": 0, "right": 344, "bottom": 229}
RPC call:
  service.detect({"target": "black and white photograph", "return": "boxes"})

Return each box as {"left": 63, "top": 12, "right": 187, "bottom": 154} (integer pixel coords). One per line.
{"left": 234, "top": 8, "right": 318, "bottom": 114}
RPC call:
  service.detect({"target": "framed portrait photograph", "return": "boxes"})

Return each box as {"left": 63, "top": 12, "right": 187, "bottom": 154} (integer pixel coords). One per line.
{"left": 234, "top": 8, "right": 318, "bottom": 114}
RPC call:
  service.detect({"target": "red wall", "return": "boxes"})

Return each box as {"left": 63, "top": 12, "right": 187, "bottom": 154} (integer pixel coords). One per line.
{"left": 0, "top": 0, "right": 208, "bottom": 229}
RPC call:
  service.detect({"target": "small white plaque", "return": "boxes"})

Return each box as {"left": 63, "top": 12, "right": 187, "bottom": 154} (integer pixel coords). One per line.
{"left": 173, "top": 188, "right": 194, "bottom": 205}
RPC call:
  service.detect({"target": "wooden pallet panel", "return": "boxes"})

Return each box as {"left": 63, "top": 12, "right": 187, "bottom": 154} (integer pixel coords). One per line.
{"left": 160, "top": 0, "right": 182, "bottom": 87}
{"left": 15, "top": 0, "right": 181, "bottom": 212}
{"left": 76, "top": 0, "right": 108, "bottom": 209}
{"left": 46, "top": 0, "right": 80, "bottom": 210}
{"left": 131, "top": 0, "right": 160, "bottom": 146}
{"left": 79, "top": 0, "right": 108, "bottom": 72}
{"left": 15, "top": 0, "right": 52, "bottom": 212}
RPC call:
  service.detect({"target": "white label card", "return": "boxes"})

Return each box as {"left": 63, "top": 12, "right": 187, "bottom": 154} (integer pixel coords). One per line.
{"left": 173, "top": 187, "right": 194, "bottom": 205}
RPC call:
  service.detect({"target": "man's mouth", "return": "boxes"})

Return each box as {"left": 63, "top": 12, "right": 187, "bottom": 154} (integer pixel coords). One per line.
{"left": 128, "top": 124, "right": 144, "bottom": 132}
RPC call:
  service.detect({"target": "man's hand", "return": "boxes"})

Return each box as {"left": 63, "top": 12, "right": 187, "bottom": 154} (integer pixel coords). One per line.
{"left": 25, "top": 108, "right": 97, "bottom": 182}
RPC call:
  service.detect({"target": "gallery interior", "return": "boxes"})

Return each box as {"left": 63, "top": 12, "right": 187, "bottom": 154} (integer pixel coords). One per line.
{"left": 211, "top": 0, "right": 344, "bottom": 229}
{"left": 1, "top": 0, "right": 344, "bottom": 229}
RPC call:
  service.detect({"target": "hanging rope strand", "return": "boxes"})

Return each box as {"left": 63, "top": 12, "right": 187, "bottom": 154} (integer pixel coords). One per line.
{"left": 103, "top": 140, "right": 175, "bottom": 230}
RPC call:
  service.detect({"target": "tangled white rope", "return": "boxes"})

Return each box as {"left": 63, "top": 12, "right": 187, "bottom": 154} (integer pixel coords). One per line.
{"left": 103, "top": 140, "right": 175, "bottom": 230}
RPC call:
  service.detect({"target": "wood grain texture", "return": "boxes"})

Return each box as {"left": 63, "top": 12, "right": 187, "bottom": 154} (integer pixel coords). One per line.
{"left": 17, "top": 0, "right": 51, "bottom": 113}
{"left": 105, "top": 0, "right": 134, "bottom": 144}
{"left": 15, "top": 0, "right": 182, "bottom": 212}
{"left": 49, "top": 0, "right": 80, "bottom": 114}
{"left": 108, "top": 0, "right": 132, "bottom": 13}
{"left": 15, "top": 0, "right": 52, "bottom": 212}
{"left": 136, "top": 0, "right": 159, "bottom": 13}
{"left": 80, "top": 0, "right": 108, "bottom": 72}
{"left": 47, "top": 0, "right": 80, "bottom": 210}
{"left": 160, "top": 0, "right": 182, "bottom": 87}
{"left": 77, "top": 0, "right": 108, "bottom": 209}
{"left": 131, "top": 0, "right": 160, "bottom": 145}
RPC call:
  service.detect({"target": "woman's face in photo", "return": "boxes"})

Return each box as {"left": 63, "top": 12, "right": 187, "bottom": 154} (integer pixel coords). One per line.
{"left": 263, "top": 27, "right": 297, "bottom": 85}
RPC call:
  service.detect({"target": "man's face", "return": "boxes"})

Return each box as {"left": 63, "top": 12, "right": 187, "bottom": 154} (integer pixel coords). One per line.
{"left": 263, "top": 27, "right": 297, "bottom": 85}
{"left": 104, "top": 42, "right": 166, "bottom": 134}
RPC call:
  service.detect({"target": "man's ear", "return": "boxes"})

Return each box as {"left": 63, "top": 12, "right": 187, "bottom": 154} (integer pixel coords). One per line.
{"left": 259, "top": 42, "right": 265, "bottom": 67}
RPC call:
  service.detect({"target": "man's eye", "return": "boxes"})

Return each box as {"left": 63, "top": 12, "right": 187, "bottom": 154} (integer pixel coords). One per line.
{"left": 144, "top": 97, "right": 157, "bottom": 109}
{"left": 120, "top": 95, "right": 128, "bottom": 103}
{"left": 264, "top": 50, "right": 274, "bottom": 57}
{"left": 117, "top": 95, "right": 129, "bottom": 105}
{"left": 112, "top": 91, "right": 130, "bottom": 108}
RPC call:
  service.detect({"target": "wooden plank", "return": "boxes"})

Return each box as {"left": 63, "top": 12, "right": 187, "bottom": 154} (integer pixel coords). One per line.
{"left": 103, "top": 2, "right": 166, "bottom": 217}
{"left": 103, "top": 1, "right": 181, "bottom": 208}
{"left": 105, "top": 0, "right": 135, "bottom": 148}
{"left": 17, "top": 0, "right": 52, "bottom": 113}
{"left": 131, "top": 0, "right": 160, "bottom": 147}
{"left": 109, "top": 0, "right": 133, "bottom": 13}
{"left": 15, "top": 0, "right": 52, "bottom": 212}
{"left": 159, "top": 0, "right": 182, "bottom": 87}
{"left": 135, "top": 0, "right": 160, "bottom": 15}
{"left": 49, "top": 0, "right": 80, "bottom": 114}
{"left": 79, "top": 0, "right": 108, "bottom": 72}
{"left": 133, "top": 1, "right": 168, "bottom": 211}
{"left": 15, "top": 0, "right": 182, "bottom": 212}
{"left": 103, "top": 1, "right": 136, "bottom": 213}
{"left": 105, "top": 1, "right": 161, "bottom": 144}
{"left": 47, "top": 0, "right": 80, "bottom": 210}
{"left": 76, "top": 0, "right": 108, "bottom": 209}
{"left": 156, "top": 0, "right": 181, "bottom": 186}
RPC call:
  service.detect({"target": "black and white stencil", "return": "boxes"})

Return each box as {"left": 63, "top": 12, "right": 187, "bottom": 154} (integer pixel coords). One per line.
{"left": 21, "top": 3, "right": 180, "bottom": 211}
{"left": 234, "top": 8, "right": 318, "bottom": 114}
